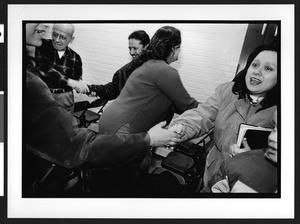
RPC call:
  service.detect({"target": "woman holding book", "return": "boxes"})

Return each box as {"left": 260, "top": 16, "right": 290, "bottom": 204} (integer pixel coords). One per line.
{"left": 207, "top": 109, "right": 278, "bottom": 193}
{"left": 168, "top": 45, "right": 278, "bottom": 187}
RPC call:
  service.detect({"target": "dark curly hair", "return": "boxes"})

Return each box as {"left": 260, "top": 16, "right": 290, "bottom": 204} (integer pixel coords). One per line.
{"left": 133, "top": 26, "right": 181, "bottom": 67}
{"left": 128, "top": 30, "right": 150, "bottom": 47}
{"left": 232, "top": 45, "right": 279, "bottom": 109}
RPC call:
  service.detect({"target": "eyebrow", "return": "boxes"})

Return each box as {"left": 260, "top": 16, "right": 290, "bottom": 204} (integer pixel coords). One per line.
{"left": 252, "top": 60, "right": 277, "bottom": 68}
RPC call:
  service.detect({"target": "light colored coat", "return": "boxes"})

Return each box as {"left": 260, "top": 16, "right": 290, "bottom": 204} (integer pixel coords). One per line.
{"left": 171, "top": 82, "right": 277, "bottom": 186}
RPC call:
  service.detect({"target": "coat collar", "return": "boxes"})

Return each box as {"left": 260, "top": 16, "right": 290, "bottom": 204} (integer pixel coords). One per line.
{"left": 234, "top": 97, "right": 262, "bottom": 120}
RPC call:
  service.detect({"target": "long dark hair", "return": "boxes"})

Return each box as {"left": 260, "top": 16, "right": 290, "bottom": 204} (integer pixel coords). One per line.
{"left": 232, "top": 45, "right": 279, "bottom": 109}
{"left": 133, "top": 26, "right": 181, "bottom": 67}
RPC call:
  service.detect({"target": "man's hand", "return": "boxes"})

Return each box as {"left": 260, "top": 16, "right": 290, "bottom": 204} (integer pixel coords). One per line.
{"left": 148, "top": 121, "right": 181, "bottom": 147}
{"left": 229, "top": 138, "right": 251, "bottom": 157}
{"left": 67, "top": 79, "right": 90, "bottom": 94}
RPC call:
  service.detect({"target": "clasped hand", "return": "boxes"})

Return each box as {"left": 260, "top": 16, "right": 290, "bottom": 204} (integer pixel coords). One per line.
{"left": 68, "top": 79, "right": 90, "bottom": 94}
{"left": 147, "top": 121, "right": 182, "bottom": 147}
{"left": 168, "top": 123, "right": 190, "bottom": 142}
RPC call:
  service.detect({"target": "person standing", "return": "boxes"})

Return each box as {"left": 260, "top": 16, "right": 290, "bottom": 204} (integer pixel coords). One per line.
{"left": 98, "top": 26, "right": 198, "bottom": 135}
{"left": 35, "top": 23, "right": 89, "bottom": 113}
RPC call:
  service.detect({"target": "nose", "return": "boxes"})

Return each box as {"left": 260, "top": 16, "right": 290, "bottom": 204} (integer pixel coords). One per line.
{"left": 129, "top": 49, "right": 135, "bottom": 55}
{"left": 268, "top": 128, "right": 277, "bottom": 145}
{"left": 254, "top": 66, "right": 263, "bottom": 76}
{"left": 53, "top": 35, "right": 60, "bottom": 42}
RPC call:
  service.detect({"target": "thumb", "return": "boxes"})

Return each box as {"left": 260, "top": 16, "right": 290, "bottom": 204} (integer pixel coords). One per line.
{"left": 242, "top": 138, "right": 249, "bottom": 148}
{"left": 156, "top": 121, "right": 167, "bottom": 128}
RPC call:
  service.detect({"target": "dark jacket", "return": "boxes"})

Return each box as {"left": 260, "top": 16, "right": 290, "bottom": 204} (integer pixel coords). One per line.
{"left": 26, "top": 62, "right": 151, "bottom": 169}
{"left": 88, "top": 60, "right": 138, "bottom": 100}
{"left": 35, "top": 39, "right": 82, "bottom": 90}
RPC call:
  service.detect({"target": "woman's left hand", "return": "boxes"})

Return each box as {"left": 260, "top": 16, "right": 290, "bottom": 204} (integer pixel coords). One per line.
{"left": 229, "top": 138, "right": 251, "bottom": 157}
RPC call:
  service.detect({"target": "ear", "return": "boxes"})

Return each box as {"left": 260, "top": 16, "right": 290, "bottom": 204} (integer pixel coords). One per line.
{"left": 70, "top": 36, "right": 75, "bottom": 43}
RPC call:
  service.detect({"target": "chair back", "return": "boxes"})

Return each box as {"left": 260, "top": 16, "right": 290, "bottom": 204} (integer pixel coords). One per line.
{"left": 74, "top": 99, "right": 108, "bottom": 128}
{"left": 23, "top": 144, "right": 90, "bottom": 197}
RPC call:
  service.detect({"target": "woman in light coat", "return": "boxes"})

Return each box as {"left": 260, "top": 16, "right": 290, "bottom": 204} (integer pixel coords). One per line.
{"left": 169, "top": 45, "right": 278, "bottom": 187}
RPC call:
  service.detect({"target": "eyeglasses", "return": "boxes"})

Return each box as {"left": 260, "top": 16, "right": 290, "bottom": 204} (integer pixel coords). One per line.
{"left": 34, "top": 24, "right": 48, "bottom": 35}
{"left": 52, "top": 32, "right": 69, "bottom": 41}
{"left": 34, "top": 29, "right": 46, "bottom": 35}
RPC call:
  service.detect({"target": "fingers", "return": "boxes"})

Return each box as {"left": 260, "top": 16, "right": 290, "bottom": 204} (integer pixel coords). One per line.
{"left": 77, "top": 81, "right": 90, "bottom": 94}
{"left": 69, "top": 79, "right": 90, "bottom": 94}
{"left": 229, "top": 142, "right": 251, "bottom": 158}
{"left": 229, "top": 144, "right": 239, "bottom": 157}
{"left": 169, "top": 124, "right": 180, "bottom": 132}
{"left": 157, "top": 121, "right": 167, "bottom": 128}
{"left": 243, "top": 138, "right": 251, "bottom": 151}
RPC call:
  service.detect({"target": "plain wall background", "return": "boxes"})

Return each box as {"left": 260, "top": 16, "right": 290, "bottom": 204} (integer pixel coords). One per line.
{"left": 45, "top": 23, "right": 248, "bottom": 104}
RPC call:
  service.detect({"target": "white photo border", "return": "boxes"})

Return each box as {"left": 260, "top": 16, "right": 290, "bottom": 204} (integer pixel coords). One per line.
{"left": 7, "top": 4, "right": 295, "bottom": 219}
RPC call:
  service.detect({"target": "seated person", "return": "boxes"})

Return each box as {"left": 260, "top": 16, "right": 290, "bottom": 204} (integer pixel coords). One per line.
{"left": 206, "top": 109, "right": 278, "bottom": 193}
{"left": 88, "top": 30, "right": 150, "bottom": 100}
{"left": 24, "top": 23, "right": 181, "bottom": 197}
{"left": 35, "top": 23, "right": 89, "bottom": 113}
{"left": 168, "top": 45, "right": 278, "bottom": 188}
{"left": 98, "top": 26, "right": 198, "bottom": 135}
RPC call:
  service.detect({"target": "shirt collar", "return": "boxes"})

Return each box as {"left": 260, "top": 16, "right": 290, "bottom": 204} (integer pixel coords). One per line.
{"left": 57, "top": 46, "right": 71, "bottom": 58}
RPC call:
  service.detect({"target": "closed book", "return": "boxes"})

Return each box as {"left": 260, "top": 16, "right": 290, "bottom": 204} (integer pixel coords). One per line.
{"left": 237, "top": 123, "right": 273, "bottom": 149}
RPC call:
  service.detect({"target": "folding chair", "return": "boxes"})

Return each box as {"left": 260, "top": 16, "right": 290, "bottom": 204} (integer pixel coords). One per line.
{"left": 74, "top": 98, "right": 108, "bottom": 128}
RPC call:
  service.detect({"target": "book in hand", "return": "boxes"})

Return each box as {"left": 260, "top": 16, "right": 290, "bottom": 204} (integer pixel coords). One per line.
{"left": 237, "top": 123, "right": 273, "bottom": 149}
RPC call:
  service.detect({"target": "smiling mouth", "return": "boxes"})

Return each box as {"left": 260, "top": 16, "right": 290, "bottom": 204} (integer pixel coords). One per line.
{"left": 250, "top": 77, "right": 262, "bottom": 85}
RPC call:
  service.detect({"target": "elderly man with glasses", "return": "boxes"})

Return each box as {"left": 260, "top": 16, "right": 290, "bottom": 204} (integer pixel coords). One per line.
{"left": 35, "top": 23, "right": 89, "bottom": 113}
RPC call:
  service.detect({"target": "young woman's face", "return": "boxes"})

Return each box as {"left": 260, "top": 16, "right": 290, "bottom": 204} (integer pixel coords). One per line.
{"left": 245, "top": 50, "right": 277, "bottom": 97}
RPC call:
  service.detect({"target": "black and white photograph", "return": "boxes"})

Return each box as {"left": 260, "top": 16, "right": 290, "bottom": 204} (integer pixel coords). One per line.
{"left": 2, "top": 3, "right": 296, "bottom": 222}
{"left": 23, "top": 21, "right": 280, "bottom": 198}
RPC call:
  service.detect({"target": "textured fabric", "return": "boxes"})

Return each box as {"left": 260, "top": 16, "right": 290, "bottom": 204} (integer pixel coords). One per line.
{"left": 209, "top": 150, "right": 277, "bottom": 193}
{"left": 171, "top": 82, "right": 277, "bottom": 186}
{"left": 26, "top": 63, "right": 151, "bottom": 169}
{"left": 99, "top": 59, "right": 198, "bottom": 135}
{"left": 89, "top": 60, "right": 137, "bottom": 100}
{"left": 52, "top": 90, "right": 74, "bottom": 113}
{"left": 35, "top": 39, "right": 82, "bottom": 91}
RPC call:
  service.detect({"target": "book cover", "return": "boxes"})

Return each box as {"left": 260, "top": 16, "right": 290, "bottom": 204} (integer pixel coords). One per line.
{"left": 237, "top": 123, "right": 273, "bottom": 149}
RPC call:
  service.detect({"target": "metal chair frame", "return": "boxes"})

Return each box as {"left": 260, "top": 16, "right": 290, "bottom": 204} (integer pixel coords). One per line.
{"left": 74, "top": 99, "right": 108, "bottom": 128}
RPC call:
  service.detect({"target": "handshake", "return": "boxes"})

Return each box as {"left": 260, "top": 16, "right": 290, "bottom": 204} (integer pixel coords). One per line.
{"left": 67, "top": 79, "right": 90, "bottom": 94}
{"left": 147, "top": 121, "right": 190, "bottom": 147}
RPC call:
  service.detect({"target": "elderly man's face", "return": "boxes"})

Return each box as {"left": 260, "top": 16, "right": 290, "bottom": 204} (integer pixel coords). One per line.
{"left": 51, "top": 26, "right": 74, "bottom": 51}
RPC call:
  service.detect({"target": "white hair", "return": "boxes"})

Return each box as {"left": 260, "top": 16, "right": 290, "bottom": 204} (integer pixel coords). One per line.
{"left": 52, "top": 23, "right": 75, "bottom": 37}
